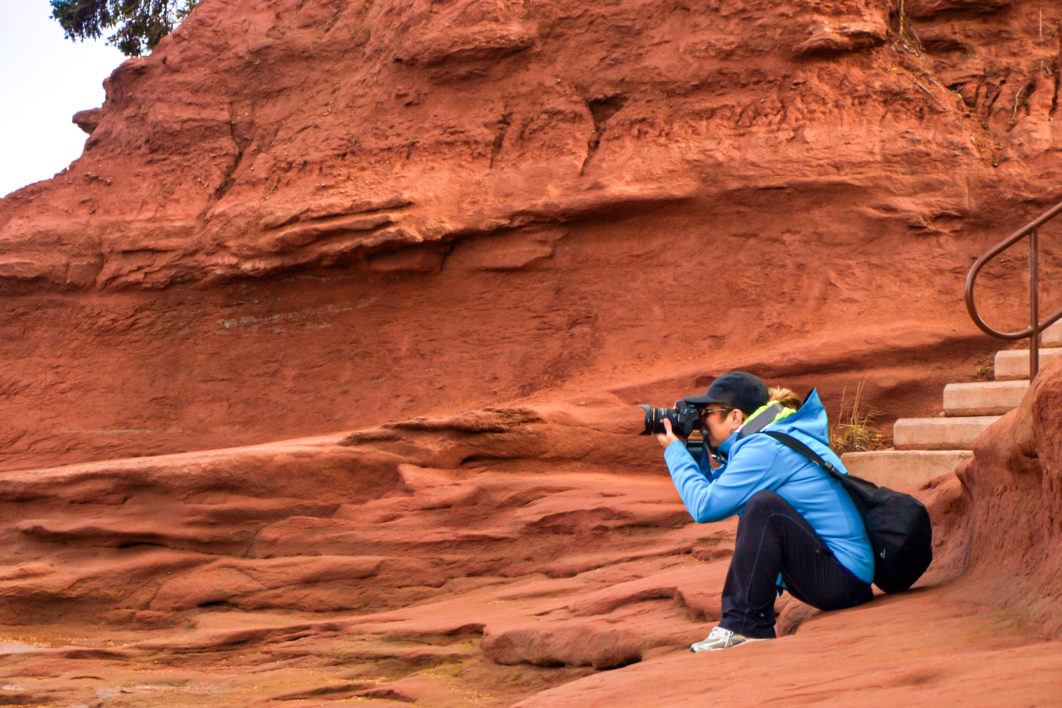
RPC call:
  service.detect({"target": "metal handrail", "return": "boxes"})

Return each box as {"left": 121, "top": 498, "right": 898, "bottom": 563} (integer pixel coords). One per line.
{"left": 965, "top": 198, "right": 1062, "bottom": 380}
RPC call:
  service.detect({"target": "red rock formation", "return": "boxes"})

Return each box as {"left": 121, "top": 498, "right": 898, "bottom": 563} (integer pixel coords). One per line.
{"left": 3, "top": 0, "right": 1060, "bottom": 468}
{"left": 0, "top": 0, "right": 1061, "bottom": 703}
{"left": 933, "top": 357, "right": 1062, "bottom": 635}
{"left": 0, "top": 385, "right": 1057, "bottom": 703}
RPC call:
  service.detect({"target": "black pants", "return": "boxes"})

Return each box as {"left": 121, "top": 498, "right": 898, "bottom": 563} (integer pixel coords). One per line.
{"left": 721, "top": 490, "right": 873, "bottom": 639}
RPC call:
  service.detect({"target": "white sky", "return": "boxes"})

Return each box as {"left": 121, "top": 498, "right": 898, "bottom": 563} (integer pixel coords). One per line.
{"left": 1, "top": 0, "right": 127, "bottom": 198}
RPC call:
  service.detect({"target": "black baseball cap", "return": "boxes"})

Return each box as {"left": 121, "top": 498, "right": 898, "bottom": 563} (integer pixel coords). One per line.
{"left": 683, "top": 371, "right": 769, "bottom": 415}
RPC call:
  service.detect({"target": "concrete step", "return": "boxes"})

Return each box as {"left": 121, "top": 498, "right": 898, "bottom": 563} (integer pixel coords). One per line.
{"left": 841, "top": 450, "right": 973, "bottom": 488}
{"left": 994, "top": 348, "right": 1062, "bottom": 380}
{"left": 1042, "top": 319, "right": 1062, "bottom": 347}
{"left": 893, "top": 416, "right": 999, "bottom": 450}
{"left": 943, "top": 380, "right": 1029, "bottom": 416}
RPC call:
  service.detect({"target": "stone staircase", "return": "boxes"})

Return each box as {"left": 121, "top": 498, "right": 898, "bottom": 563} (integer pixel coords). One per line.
{"left": 840, "top": 321, "right": 1062, "bottom": 488}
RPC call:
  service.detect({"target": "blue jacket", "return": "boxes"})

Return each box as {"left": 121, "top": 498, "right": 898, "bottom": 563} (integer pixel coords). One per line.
{"left": 663, "top": 390, "right": 874, "bottom": 583}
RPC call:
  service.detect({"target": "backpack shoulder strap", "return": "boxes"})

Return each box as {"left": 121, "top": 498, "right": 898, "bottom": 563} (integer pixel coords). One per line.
{"left": 761, "top": 429, "right": 880, "bottom": 499}
{"left": 736, "top": 402, "right": 785, "bottom": 439}
{"left": 761, "top": 430, "right": 845, "bottom": 481}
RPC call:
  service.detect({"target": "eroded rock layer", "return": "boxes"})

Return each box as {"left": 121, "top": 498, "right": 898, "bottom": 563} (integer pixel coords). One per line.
{"left": 0, "top": 383, "right": 1058, "bottom": 704}
{"left": 2, "top": 0, "right": 1061, "bottom": 467}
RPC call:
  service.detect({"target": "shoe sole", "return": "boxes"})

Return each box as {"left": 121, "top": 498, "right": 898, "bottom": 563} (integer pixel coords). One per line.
{"left": 690, "top": 638, "right": 770, "bottom": 652}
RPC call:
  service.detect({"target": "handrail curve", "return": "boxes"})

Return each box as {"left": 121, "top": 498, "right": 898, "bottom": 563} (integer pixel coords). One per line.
{"left": 964, "top": 198, "right": 1062, "bottom": 379}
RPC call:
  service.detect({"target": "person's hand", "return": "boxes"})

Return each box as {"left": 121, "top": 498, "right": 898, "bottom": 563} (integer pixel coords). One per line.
{"left": 655, "top": 417, "right": 681, "bottom": 448}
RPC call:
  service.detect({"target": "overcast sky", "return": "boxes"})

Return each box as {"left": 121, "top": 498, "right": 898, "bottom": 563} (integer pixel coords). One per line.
{"left": 1, "top": 1, "right": 127, "bottom": 198}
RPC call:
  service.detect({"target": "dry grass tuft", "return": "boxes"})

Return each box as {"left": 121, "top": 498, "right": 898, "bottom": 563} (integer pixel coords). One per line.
{"left": 830, "top": 381, "right": 890, "bottom": 454}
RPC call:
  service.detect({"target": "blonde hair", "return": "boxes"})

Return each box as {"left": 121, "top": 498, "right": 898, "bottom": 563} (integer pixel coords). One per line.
{"left": 768, "top": 387, "right": 802, "bottom": 410}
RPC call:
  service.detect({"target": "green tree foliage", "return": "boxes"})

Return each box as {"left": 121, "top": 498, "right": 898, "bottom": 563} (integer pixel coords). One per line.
{"left": 50, "top": 0, "right": 201, "bottom": 57}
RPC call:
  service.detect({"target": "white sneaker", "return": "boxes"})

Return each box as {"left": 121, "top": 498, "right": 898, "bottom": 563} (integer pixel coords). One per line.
{"left": 690, "top": 626, "right": 770, "bottom": 652}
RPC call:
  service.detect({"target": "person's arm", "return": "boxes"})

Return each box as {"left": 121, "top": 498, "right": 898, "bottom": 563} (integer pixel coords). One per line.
{"left": 655, "top": 418, "right": 714, "bottom": 477}
{"left": 663, "top": 434, "right": 777, "bottom": 523}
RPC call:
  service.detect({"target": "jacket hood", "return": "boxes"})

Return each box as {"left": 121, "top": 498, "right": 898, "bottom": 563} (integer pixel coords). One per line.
{"left": 769, "top": 388, "right": 830, "bottom": 445}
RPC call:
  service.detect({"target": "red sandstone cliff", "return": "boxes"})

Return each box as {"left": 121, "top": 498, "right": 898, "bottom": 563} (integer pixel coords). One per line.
{"left": 0, "top": 0, "right": 1060, "bottom": 704}
{"left": 3, "top": 0, "right": 1061, "bottom": 468}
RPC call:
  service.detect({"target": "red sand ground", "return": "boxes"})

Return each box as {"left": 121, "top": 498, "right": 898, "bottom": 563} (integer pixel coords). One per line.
{"left": 0, "top": 372, "right": 1058, "bottom": 705}
{"left": 0, "top": 0, "right": 1060, "bottom": 704}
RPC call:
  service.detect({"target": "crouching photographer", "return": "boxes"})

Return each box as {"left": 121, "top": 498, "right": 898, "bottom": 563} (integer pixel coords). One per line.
{"left": 645, "top": 371, "right": 874, "bottom": 651}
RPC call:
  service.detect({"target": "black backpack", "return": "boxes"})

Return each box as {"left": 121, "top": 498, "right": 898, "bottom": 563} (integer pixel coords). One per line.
{"left": 761, "top": 431, "right": 933, "bottom": 594}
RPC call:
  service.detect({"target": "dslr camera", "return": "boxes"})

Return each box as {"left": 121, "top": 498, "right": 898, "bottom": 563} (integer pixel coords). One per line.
{"left": 640, "top": 401, "right": 701, "bottom": 438}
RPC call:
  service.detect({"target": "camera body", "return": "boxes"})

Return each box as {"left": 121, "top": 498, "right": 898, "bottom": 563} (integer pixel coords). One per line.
{"left": 640, "top": 401, "right": 701, "bottom": 439}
